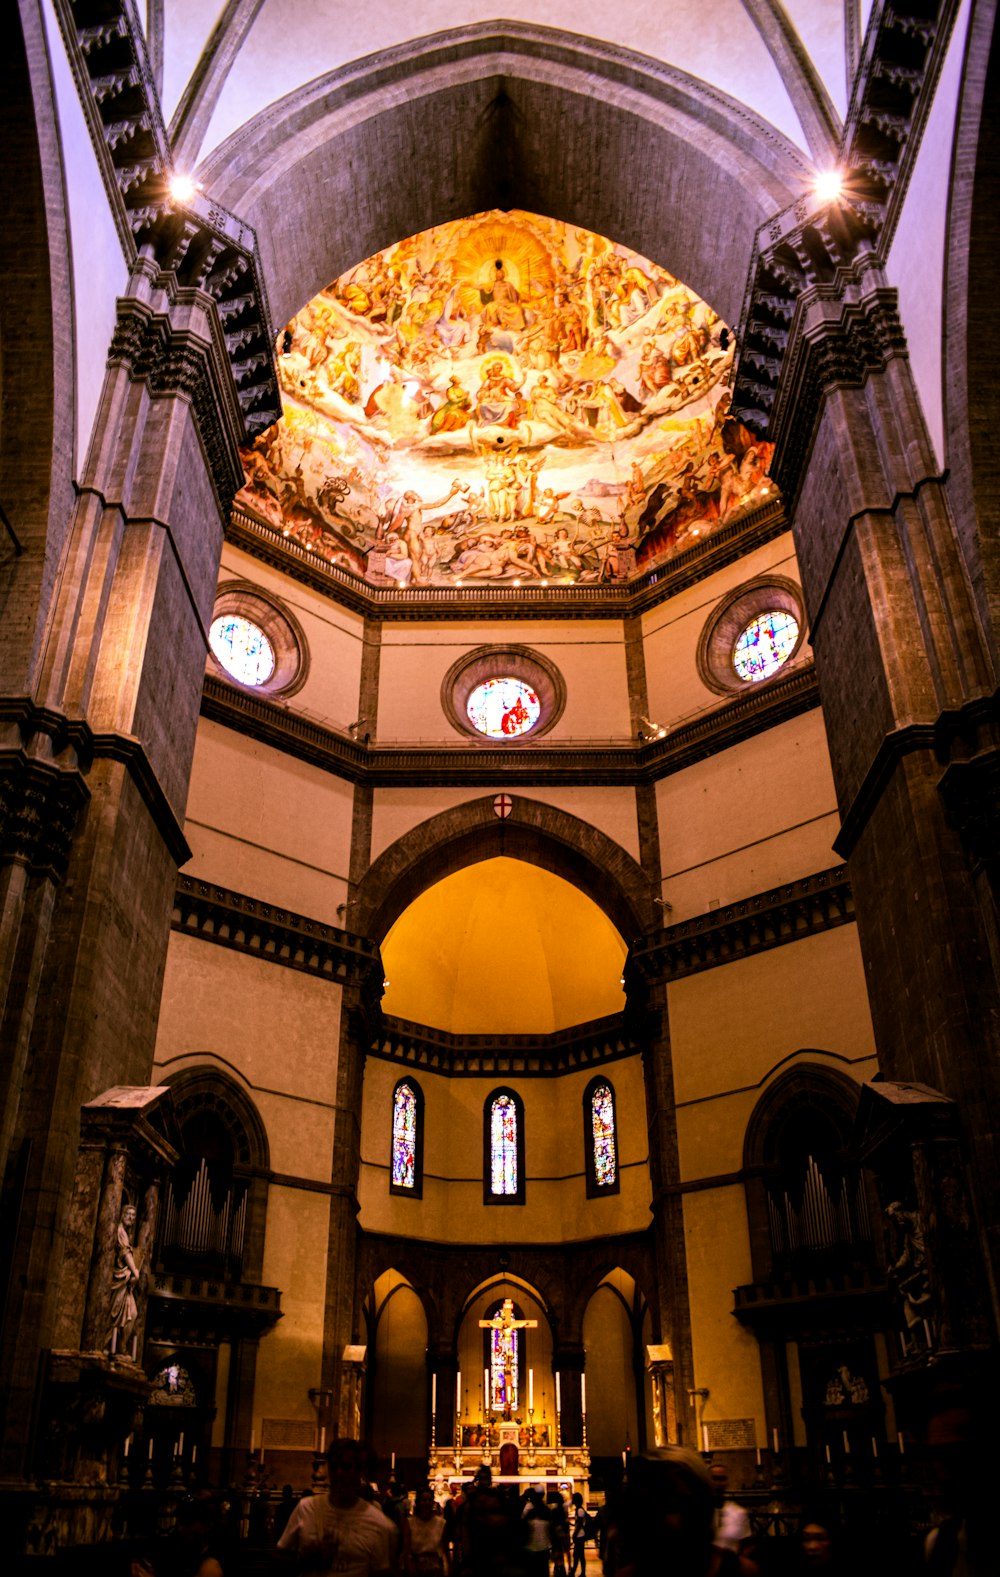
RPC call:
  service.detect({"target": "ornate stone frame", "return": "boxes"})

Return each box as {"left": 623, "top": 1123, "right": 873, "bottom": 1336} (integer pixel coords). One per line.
{"left": 696, "top": 575, "right": 807, "bottom": 696}
{"left": 208, "top": 579, "right": 309, "bottom": 697}
{"left": 441, "top": 646, "right": 566, "bottom": 743}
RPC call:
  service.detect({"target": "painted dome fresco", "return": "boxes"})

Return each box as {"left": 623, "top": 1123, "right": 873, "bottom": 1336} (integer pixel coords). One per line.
{"left": 236, "top": 210, "right": 775, "bottom": 588}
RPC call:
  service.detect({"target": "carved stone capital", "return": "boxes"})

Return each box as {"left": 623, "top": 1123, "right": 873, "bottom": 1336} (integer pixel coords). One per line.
{"left": 0, "top": 756, "right": 90, "bottom": 881}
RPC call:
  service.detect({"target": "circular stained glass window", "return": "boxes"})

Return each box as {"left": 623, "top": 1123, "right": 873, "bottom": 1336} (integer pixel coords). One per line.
{"left": 733, "top": 610, "right": 800, "bottom": 682}
{"left": 467, "top": 677, "right": 541, "bottom": 738}
{"left": 209, "top": 614, "right": 276, "bottom": 686}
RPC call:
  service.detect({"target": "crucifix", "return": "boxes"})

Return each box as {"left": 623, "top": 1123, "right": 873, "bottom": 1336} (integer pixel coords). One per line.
{"left": 480, "top": 1298, "right": 538, "bottom": 1419}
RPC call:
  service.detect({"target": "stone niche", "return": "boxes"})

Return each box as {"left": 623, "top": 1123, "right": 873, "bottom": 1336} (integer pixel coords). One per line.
{"left": 27, "top": 1087, "right": 180, "bottom": 1554}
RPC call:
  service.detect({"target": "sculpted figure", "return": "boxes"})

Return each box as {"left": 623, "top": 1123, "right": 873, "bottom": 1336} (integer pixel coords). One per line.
{"left": 107, "top": 1203, "right": 140, "bottom": 1352}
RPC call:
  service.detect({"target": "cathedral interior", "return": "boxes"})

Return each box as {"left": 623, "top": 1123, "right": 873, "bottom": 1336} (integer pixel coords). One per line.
{"left": 1, "top": 0, "right": 998, "bottom": 1562}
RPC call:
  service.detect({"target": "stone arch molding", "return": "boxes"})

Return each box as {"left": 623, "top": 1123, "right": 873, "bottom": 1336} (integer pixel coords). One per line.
{"left": 352, "top": 794, "right": 656, "bottom": 946}
{"left": 198, "top": 23, "right": 810, "bottom": 331}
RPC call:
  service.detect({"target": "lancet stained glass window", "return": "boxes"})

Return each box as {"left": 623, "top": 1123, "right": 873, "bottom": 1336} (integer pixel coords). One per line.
{"left": 209, "top": 614, "right": 276, "bottom": 686}
{"left": 392, "top": 1082, "right": 418, "bottom": 1189}
{"left": 732, "top": 610, "right": 799, "bottom": 682}
{"left": 467, "top": 677, "right": 541, "bottom": 738}
{"left": 490, "top": 1095, "right": 519, "bottom": 1194}
{"left": 591, "top": 1082, "right": 617, "bottom": 1188}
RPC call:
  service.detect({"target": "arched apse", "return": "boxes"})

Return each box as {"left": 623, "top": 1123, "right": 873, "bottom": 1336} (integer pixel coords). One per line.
{"left": 381, "top": 858, "right": 627, "bottom": 1034}
{"left": 582, "top": 1270, "right": 642, "bottom": 1459}
{"left": 352, "top": 795, "right": 656, "bottom": 948}
{"left": 0, "top": 2, "right": 77, "bottom": 690}
{"left": 197, "top": 24, "right": 810, "bottom": 333}
{"left": 367, "top": 1270, "right": 429, "bottom": 1465}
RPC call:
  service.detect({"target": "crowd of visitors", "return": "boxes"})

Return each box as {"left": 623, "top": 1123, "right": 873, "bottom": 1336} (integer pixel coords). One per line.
{"left": 118, "top": 1426, "right": 990, "bottom": 1577}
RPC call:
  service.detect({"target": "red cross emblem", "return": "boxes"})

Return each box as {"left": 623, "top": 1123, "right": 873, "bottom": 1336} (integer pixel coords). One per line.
{"left": 493, "top": 794, "right": 513, "bottom": 819}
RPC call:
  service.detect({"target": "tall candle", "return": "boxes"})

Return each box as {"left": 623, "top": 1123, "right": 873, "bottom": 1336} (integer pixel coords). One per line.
{"left": 702, "top": 1424, "right": 709, "bottom": 1452}
{"left": 148, "top": 1438, "right": 154, "bottom": 1461}
{"left": 555, "top": 1373, "right": 561, "bottom": 1412}
{"left": 897, "top": 1431, "right": 905, "bottom": 1455}
{"left": 825, "top": 1444, "right": 831, "bottom": 1464}
{"left": 622, "top": 1450, "right": 626, "bottom": 1467}
{"left": 391, "top": 1451, "right": 396, "bottom": 1471}
{"left": 456, "top": 1370, "right": 461, "bottom": 1412}
{"left": 250, "top": 1428, "right": 255, "bottom": 1453}
{"left": 755, "top": 1447, "right": 761, "bottom": 1467}
{"left": 319, "top": 1426, "right": 326, "bottom": 1454}
{"left": 771, "top": 1428, "right": 779, "bottom": 1453}
{"left": 871, "top": 1437, "right": 878, "bottom": 1459}
{"left": 529, "top": 1369, "right": 533, "bottom": 1410}
{"left": 432, "top": 1373, "right": 437, "bottom": 1416}
{"left": 177, "top": 1431, "right": 184, "bottom": 1458}
{"left": 192, "top": 1445, "right": 197, "bottom": 1466}
{"left": 580, "top": 1374, "right": 586, "bottom": 1414}
{"left": 124, "top": 1435, "right": 131, "bottom": 1458}
{"left": 842, "top": 1430, "right": 850, "bottom": 1454}
{"left": 484, "top": 1367, "right": 489, "bottom": 1409}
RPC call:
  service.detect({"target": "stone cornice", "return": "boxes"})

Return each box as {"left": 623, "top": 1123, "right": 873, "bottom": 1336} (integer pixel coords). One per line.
{"left": 0, "top": 697, "right": 189, "bottom": 869}
{"left": 369, "top": 1012, "right": 639, "bottom": 1078}
{"left": 201, "top": 663, "right": 820, "bottom": 787}
{"left": 53, "top": 0, "right": 279, "bottom": 439}
{"left": 171, "top": 874, "right": 385, "bottom": 995}
{"left": 626, "top": 866, "right": 855, "bottom": 985}
{"left": 226, "top": 500, "right": 790, "bottom": 621}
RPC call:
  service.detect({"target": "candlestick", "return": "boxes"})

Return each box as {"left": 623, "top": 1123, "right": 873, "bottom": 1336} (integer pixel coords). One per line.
{"left": 148, "top": 1438, "right": 154, "bottom": 1461}
{"left": 124, "top": 1434, "right": 131, "bottom": 1458}
{"left": 824, "top": 1444, "right": 831, "bottom": 1464}
{"left": 484, "top": 1367, "right": 489, "bottom": 1411}
{"left": 391, "top": 1451, "right": 396, "bottom": 1471}
{"left": 191, "top": 1445, "right": 197, "bottom": 1466}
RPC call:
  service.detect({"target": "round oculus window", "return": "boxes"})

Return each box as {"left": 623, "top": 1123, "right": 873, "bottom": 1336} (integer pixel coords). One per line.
{"left": 732, "top": 610, "right": 800, "bottom": 682}
{"left": 209, "top": 614, "right": 276, "bottom": 687}
{"left": 466, "top": 677, "right": 542, "bottom": 738}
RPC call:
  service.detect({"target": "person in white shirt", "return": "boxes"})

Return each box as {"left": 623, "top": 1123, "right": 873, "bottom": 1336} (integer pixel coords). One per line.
{"left": 278, "top": 1439, "right": 398, "bottom": 1577}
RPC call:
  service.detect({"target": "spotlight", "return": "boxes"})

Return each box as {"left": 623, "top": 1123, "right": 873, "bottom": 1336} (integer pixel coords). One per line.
{"left": 813, "top": 169, "right": 844, "bottom": 203}
{"left": 168, "top": 172, "right": 197, "bottom": 203}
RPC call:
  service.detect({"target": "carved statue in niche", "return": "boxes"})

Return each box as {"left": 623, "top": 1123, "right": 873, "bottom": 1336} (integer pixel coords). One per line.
{"left": 886, "top": 1200, "right": 935, "bottom": 1354}
{"left": 107, "top": 1202, "right": 141, "bottom": 1353}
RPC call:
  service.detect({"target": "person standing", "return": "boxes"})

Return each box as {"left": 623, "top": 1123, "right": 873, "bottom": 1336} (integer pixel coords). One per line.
{"left": 277, "top": 1439, "right": 397, "bottom": 1577}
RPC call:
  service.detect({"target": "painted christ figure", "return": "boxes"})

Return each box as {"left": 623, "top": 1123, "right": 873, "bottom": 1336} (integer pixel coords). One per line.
{"left": 480, "top": 1298, "right": 538, "bottom": 1419}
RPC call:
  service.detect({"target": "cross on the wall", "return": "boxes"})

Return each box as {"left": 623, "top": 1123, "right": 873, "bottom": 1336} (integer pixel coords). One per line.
{"left": 493, "top": 794, "right": 513, "bottom": 819}
{"left": 480, "top": 1297, "right": 538, "bottom": 1419}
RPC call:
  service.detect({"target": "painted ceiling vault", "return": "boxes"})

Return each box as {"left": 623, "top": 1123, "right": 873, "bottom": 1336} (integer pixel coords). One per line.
{"left": 236, "top": 211, "right": 776, "bottom": 589}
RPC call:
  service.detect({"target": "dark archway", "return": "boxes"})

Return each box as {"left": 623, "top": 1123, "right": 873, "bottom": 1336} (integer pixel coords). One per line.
{"left": 199, "top": 24, "right": 807, "bottom": 331}
{"left": 352, "top": 793, "right": 656, "bottom": 945}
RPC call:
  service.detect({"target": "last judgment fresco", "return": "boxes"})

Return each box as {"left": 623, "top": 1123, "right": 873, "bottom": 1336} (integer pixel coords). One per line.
{"left": 236, "top": 212, "right": 775, "bottom": 588}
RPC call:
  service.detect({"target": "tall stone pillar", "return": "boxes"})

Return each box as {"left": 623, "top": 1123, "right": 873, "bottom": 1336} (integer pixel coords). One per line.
{"left": 0, "top": 250, "right": 255, "bottom": 1479}
{"left": 767, "top": 244, "right": 1000, "bottom": 1320}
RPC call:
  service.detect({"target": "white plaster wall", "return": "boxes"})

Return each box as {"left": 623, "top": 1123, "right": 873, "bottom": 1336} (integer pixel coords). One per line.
{"left": 42, "top": 0, "right": 128, "bottom": 473}
{"left": 887, "top": 0, "right": 973, "bottom": 468}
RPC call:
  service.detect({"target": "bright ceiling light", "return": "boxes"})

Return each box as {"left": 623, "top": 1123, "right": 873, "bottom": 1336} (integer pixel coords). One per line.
{"left": 168, "top": 173, "right": 197, "bottom": 203}
{"left": 813, "top": 169, "right": 844, "bottom": 203}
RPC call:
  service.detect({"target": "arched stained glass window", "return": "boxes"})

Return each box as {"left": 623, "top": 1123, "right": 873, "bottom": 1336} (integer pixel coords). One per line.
{"left": 390, "top": 1079, "right": 423, "bottom": 1197}
{"left": 584, "top": 1076, "right": 620, "bottom": 1197}
{"left": 492, "top": 1097, "right": 518, "bottom": 1193}
{"left": 484, "top": 1089, "right": 524, "bottom": 1204}
{"left": 484, "top": 1299, "right": 524, "bottom": 1413}
{"left": 591, "top": 1083, "right": 617, "bottom": 1187}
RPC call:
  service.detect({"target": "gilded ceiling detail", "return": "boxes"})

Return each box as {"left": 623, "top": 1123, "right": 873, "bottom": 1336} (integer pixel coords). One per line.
{"left": 237, "top": 211, "right": 775, "bottom": 587}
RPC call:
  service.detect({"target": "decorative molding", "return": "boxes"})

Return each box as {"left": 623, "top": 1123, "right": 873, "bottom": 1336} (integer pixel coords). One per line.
{"left": 200, "top": 663, "right": 820, "bottom": 788}
{"left": 108, "top": 292, "right": 245, "bottom": 514}
{"left": 53, "top": 0, "right": 278, "bottom": 439}
{"left": 729, "top": 0, "right": 962, "bottom": 456}
{"left": 226, "top": 500, "right": 791, "bottom": 621}
{"left": 733, "top": 1265, "right": 889, "bottom": 1333}
{"left": 0, "top": 755, "right": 90, "bottom": 880}
{"left": 148, "top": 1269, "right": 282, "bottom": 1344}
{"left": 627, "top": 866, "right": 855, "bottom": 985}
{"left": 171, "top": 875, "right": 385, "bottom": 995}
{"left": 370, "top": 1013, "right": 639, "bottom": 1079}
